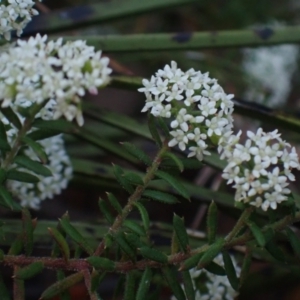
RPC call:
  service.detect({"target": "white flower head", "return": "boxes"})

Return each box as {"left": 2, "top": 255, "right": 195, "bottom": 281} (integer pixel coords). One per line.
{"left": 139, "top": 61, "right": 235, "bottom": 161}
{"left": 0, "top": 34, "right": 112, "bottom": 126}
{"left": 223, "top": 128, "right": 299, "bottom": 211}
{"left": 0, "top": 0, "right": 41, "bottom": 40}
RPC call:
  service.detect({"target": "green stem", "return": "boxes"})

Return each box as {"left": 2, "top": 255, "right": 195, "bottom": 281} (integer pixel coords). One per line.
{"left": 1, "top": 100, "right": 50, "bottom": 171}
{"left": 22, "top": 0, "right": 198, "bottom": 36}
{"left": 2, "top": 119, "right": 31, "bottom": 170}
{"left": 225, "top": 207, "right": 254, "bottom": 243}
{"left": 93, "top": 140, "right": 169, "bottom": 256}
{"left": 60, "top": 26, "right": 300, "bottom": 53}
{"left": 3, "top": 210, "right": 300, "bottom": 273}
{"left": 13, "top": 266, "right": 25, "bottom": 300}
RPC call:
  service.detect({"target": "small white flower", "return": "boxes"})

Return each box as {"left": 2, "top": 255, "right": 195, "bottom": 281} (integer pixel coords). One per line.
{"left": 170, "top": 108, "right": 193, "bottom": 132}
{"left": 183, "top": 90, "right": 201, "bottom": 106}
{"left": 198, "top": 97, "right": 217, "bottom": 117}
{"left": 168, "top": 129, "right": 189, "bottom": 151}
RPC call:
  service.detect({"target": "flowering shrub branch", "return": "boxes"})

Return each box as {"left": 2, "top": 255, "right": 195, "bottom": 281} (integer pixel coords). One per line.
{"left": 1, "top": 2, "right": 300, "bottom": 299}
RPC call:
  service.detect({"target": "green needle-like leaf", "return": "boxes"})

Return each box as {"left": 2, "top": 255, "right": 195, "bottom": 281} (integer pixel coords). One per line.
{"left": 136, "top": 267, "right": 152, "bottom": 300}
{"left": 173, "top": 214, "right": 189, "bottom": 252}
{"left": 14, "top": 155, "right": 52, "bottom": 177}
{"left": 155, "top": 170, "right": 189, "bottom": 200}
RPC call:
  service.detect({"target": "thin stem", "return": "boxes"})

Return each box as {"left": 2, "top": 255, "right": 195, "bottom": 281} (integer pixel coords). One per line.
{"left": 2, "top": 119, "right": 31, "bottom": 170}
{"left": 83, "top": 269, "right": 99, "bottom": 300}
{"left": 225, "top": 207, "right": 254, "bottom": 243}
{"left": 13, "top": 266, "right": 24, "bottom": 300}
{"left": 1, "top": 101, "right": 49, "bottom": 171}
{"left": 93, "top": 140, "right": 169, "bottom": 256}
{"left": 3, "top": 210, "right": 300, "bottom": 273}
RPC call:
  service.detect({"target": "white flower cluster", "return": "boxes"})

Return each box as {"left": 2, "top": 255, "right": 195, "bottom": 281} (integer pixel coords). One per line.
{"left": 222, "top": 128, "right": 300, "bottom": 211}
{"left": 7, "top": 134, "right": 72, "bottom": 209}
{"left": 243, "top": 45, "right": 298, "bottom": 108}
{"left": 171, "top": 254, "right": 240, "bottom": 300}
{"left": 0, "top": 34, "right": 112, "bottom": 126}
{"left": 139, "top": 61, "right": 235, "bottom": 161}
{"left": 0, "top": 0, "right": 40, "bottom": 40}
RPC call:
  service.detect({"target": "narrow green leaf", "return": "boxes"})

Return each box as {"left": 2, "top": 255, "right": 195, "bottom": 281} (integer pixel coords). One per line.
{"left": 22, "top": 136, "right": 48, "bottom": 164}
{"left": 204, "top": 261, "right": 226, "bottom": 276}
{"left": 98, "top": 198, "right": 114, "bottom": 225}
{"left": 124, "top": 271, "right": 136, "bottom": 300}
{"left": 51, "top": 214, "right": 68, "bottom": 258}
{"left": 148, "top": 114, "right": 162, "bottom": 147}
{"left": 14, "top": 155, "right": 52, "bottom": 177}
{"left": 0, "top": 169, "right": 6, "bottom": 183}
{"left": 113, "top": 164, "right": 134, "bottom": 193}
{"left": 124, "top": 219, "right": 146, "bottom": 236}
{"left": 134, "top": 202, "right": 150, "bottom": 231}
{"left": 162, "top": 152, "right": 184, "bottom": 172}
{"left": 161, "top": 156, "right": 202, "bottom": 170}
{"left": 22, "top": 208, "right": 34, "bottom": 256}
{"left": 7, "top": 170, "right": 39, "bottom": 183}
{"left": 265, "top": 240, "right": 286, "bottom": 262}
{"left": 246, "top": 220, "right": 266, "bottom": 247}
{"left": 173, "top": 214, "right": 189, "bottom": 252}
{"left": 40, "top": 272, "right": 84, "bottom": 300}
{"left": 104, "top": 234, "right": 114, "bottom": 250}
{"left": 86, "top": 256, "right": 115, "bottom": 271}
{"left": 198, "top": 239, "right": 224, "bottom": 269}
{"left": 286, "top": 227, "right": 300, "bottom": 258}
{"left": 122, "top": 172, "right": 144, "bottom": 186}
{"left": 182, "top": 270, "right": 195, "bottom": 300}
{"left": 48, "top": 227, "right": 70, "bottom": 262}
{"left": 143, "top": 189, "right": 178, "bottom": 204}
{"left": 27, "top": 128, "right": 61, "bottom": 141}
{"left": 1, "top": 107, "right": 22, "bottom": 129}
{"left": 32, "top": 119, "right": 74, "bottom": 132}
{"left": 0, "top": 186, "right": 17, "bottom": 210}
{"left": 8, "top": 235, "right": 23, "bottom": 255}
{"left": 0, "top": 120, "right": 11, "bottom": 151}
{"left": 171, "top": 231, "right": 180, "bottom": 254}
{"left": 157, "top": 117, "right": 170, "bottom": 137}
{"left": 125, "top": 232, "right": 144, "bottom": 249}
{"left": 222, "top": 251, "right": 239, "bottom": 291}
{"left": 162, "top": 267, "right": 185, "bottom": 300}
{"left": 113, "top": 275, "right": 125, "bottom": 300}
{"left": 139, "top": 246, "right": 168, "bottom": 264}
{"left": 136, "top": 267, "right": 152, "bottom": 300}
{"left": 207, "top": 201, "right": 218, "bottom": 244}
{"left": 106, "top": 192, "right": 122, "bottom": 214}
{"left": 0, "top": 138, "right": 11, "bottom": 151}
{"left": 59, "top": 215, "right": 94, "bottom": 255}
{"left": 114, "top": 232, "right": 136, "bottom": 261}
{"left": 56, "top": 271, "right": 71, "bottom": 300}
{"left": 180, "top": 252, "right": 203, "bottom": 271}
{"left": 239, "top": 248, "right": 252, "bottom": 288}
{"left": 15, "top": 262, "right": 44, "bottom": 280}
{"left": 0, "top": 272, "right": 10, "bottom": 300}
{"left": 121, "top": 142, "right": 152, "bottom": 166}
{"left": 155, "top": 170, "right": 189, "bottom": 200}
{"left": 91, "top": 269, "right": 106, "bottom": 293}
